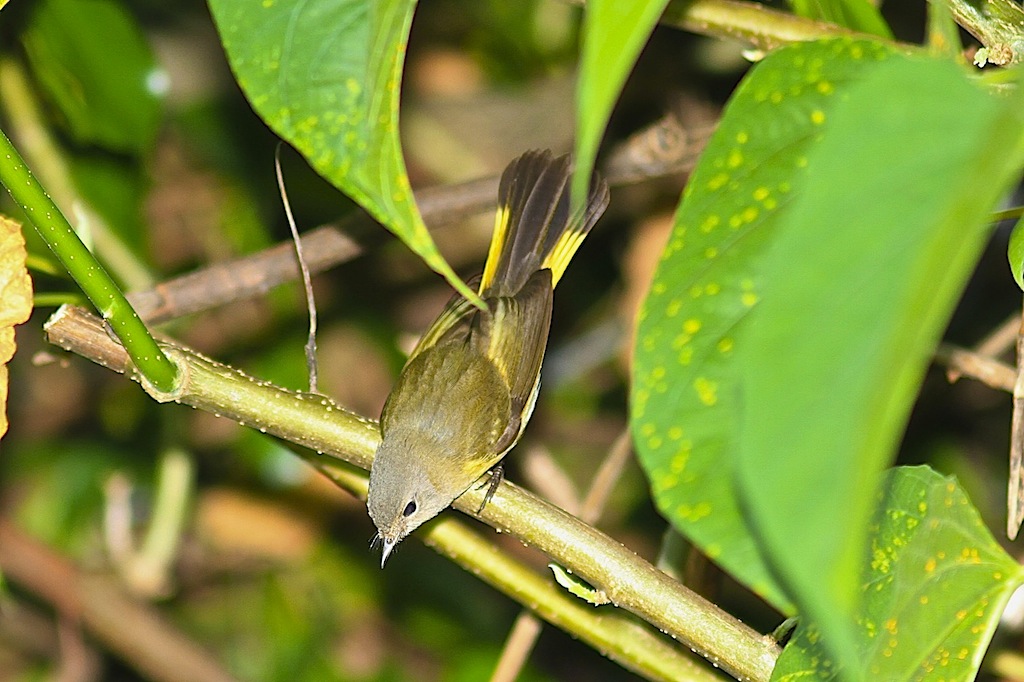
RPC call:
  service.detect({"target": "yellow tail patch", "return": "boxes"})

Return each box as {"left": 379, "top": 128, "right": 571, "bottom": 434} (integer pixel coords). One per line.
{"left": 479, "top": 203, "right": 510, "bottom": 294}
{"left": 543, "top": 226, "right": 588, "bottom": 287}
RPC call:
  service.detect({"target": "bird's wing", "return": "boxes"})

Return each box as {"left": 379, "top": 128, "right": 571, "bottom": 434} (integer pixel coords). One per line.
{"left": 472, "top": 269, "right": 553, "bottom": 453}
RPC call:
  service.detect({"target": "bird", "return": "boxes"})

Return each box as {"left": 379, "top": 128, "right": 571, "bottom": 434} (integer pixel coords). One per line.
{"left": 367, "top": 149, "right": 610, "bottom": 566}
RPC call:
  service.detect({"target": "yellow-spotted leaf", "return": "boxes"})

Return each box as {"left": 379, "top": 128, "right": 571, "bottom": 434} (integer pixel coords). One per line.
{"left": 0, "top": 216, "right": 32, "bottom": 439}
{"left": 631, "top": 38, "right": 896, "bottom": 613}
{"left": 772, "top": 467, "right": 1024, "bottom": 681}
{"left": 736, "top": 50, "right": 1024, "bottom": 675}
{"left": 208, "top": 0, "right": 478, "bottom": 304}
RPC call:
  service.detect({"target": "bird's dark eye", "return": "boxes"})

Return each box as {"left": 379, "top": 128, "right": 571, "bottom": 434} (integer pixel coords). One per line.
{"left": 403, "top": 500, "right": 417, "bottom": 517}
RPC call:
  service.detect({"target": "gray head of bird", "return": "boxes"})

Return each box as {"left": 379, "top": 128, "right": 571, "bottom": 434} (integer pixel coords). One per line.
{"left": 367, "top": 434, "right": 456, "bottom": 567}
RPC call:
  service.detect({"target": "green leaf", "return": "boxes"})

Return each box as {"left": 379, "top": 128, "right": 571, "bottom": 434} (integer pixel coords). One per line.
{"left": 1008, "top": 215, "right": 1024, "bottom": 290}
{"left": 772, "top": 467, "right": 1024, "bottom": 681}
{"left": 21, "top": 0, "right": 163, "bottom": 153}
{"left": 572, "top": 0, "right": 669, "bottom": 208}
{"left": 207, "top": 0, "right": 479, "bottom": 305}
{"left": 787, "top": 0, "right": 893, "bottom": 38}
{"left": 632, "top": 38, "right": 897, "bottom": 614}
{"left": 548, "top": 563, "right": 610, "bottom": 605}
{"left": 735, "top": 51, "right": 1024, "bottom": 675}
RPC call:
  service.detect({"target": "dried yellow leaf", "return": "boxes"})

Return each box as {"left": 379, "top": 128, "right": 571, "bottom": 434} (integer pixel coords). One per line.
{"left": 0, "top": 215, "right": 32, "bottom": 439}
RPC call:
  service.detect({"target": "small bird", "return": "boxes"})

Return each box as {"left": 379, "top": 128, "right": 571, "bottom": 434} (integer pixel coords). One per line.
{"left": 367, "top": 150, "right": 610, "bottom": 566}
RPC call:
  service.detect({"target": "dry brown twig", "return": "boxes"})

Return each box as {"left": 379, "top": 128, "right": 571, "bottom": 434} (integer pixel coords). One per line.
{"left": 931, "top": 310, "right": 1024, "bottom": 539}
{"left": 1009, "top": 306, "right": 1024, "bottom": 539}
{"left": 935, "top": 343, "right": 1017, "bottom": 392}
{"left": 125, "top": 109, "right": 716, "bottom": 326}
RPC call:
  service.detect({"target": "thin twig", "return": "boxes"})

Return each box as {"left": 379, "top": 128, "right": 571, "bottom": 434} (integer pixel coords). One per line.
{"left": 934, "top": 343, "right": 1016, "bottom": 392}
{"left": 975, "top": 313, "right": 1022, "bottom": 358}
{"left": 945, "top": 311, "right": 1020, "bottom": 382}
{"left": 125, "top": 110, "right": 714, "bottom": 327}
{"left": 579, "top": 429, "right": 634, "bottom": 525}
{"left": 275, "top": 145, "right": 319, "bottom": 392}
{"left": 126, "top": 225, "right": 361, "bottom": 325}
{"left": 489, "top": 614, "right": 546, "bottom": 682}
{"left": 522, "top": 445, "right": 581, "bottom": 512}
{"left": 493, "top": 447, "right": 578, "bottom": 682}
{"left": 55, "top": 618, "right": 103, "bottom": 682}
{"left": 1009, "top": 304, "right": 1024, "bottom": 539}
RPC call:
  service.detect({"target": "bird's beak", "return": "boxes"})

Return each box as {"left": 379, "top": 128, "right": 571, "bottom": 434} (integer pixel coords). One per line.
{"left": 380, "top": 536, "right": 396, "bottom": 568}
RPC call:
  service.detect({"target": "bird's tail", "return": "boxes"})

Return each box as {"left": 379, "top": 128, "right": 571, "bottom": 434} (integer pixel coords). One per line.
{"left": 479, "top": 150, "right": 609, "bottom": 298}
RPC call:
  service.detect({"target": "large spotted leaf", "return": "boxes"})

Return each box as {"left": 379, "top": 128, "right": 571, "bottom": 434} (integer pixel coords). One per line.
{"left": 772, "top": 467, "right": 1024, "bottom": 681}
{"left": 735, "top": 45, "right": 1024, "bottom": 676}
{"left": 634, "top": 32, "right": 1024, "bottom": 678}
{"left": 631, "top": 38, "right": 896, "bottom": 612}
{"left": 208, "top": 0, "right": 478, "bottom": 304}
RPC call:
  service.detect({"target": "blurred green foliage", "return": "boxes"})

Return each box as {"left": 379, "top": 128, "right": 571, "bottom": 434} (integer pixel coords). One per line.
{"left": 1, "top": 0, "right": 1023, "bottom": 680}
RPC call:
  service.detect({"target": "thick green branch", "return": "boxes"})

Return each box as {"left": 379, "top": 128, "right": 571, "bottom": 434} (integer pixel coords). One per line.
{"left": 44, "top": 305, "right": 780, "bottom": 682}
{"left": 658, "top": 0, "right": 1024, "bottom": 68}
{"left": 310, "top": 459, "right": 727, "bottom": 682}
{"left": 661, "top": 0, "right": 857, "bottom": 50}
{"left": 943, "top": 0, "right": 1024, "bottom": 65}
{"left": 0, "top": 129, "right": 178, "bottom": 392}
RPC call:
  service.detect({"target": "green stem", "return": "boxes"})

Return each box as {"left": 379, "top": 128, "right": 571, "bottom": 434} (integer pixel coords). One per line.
{"left": 565, "top": 0, "right": 864, "bottom": 54}
{"left": 655, "top": 0, "right": 1024, "bottom": 74}
{"left": 44, "top": 305, "right": 780, "bottom": 682}
{"left": 33, "top": 292, "right": 88, "bottom": 308}
{"left": 0, "top": 130, "right": 178, "bottom": 393}
{"left": 130, "top": 446, "right": 193, "bottom": 594}
{"left": 25, "top": 253, "right": 65, "bottom": 277}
